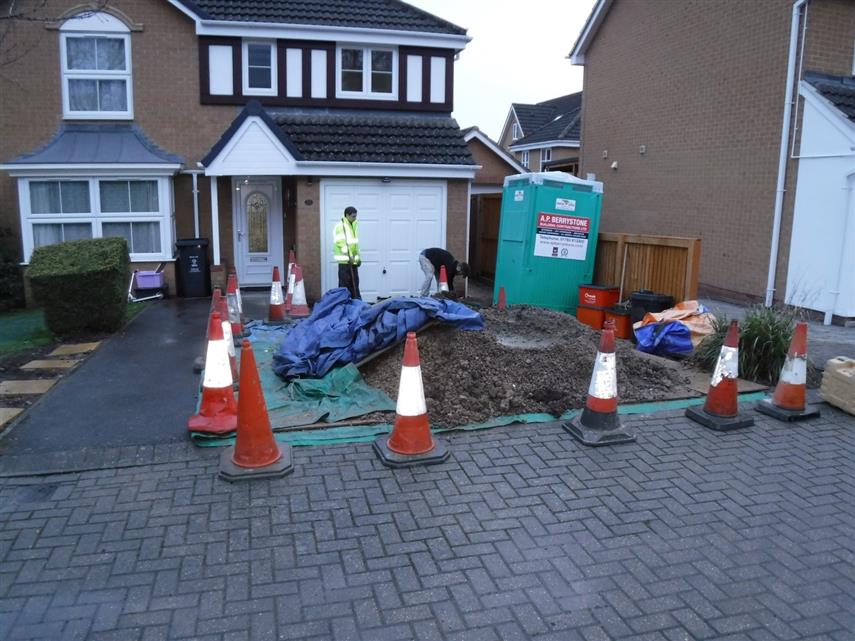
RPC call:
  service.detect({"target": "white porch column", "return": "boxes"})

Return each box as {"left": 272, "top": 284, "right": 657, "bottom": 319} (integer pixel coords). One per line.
{"left": 210, "top": 176, "right": 221, "bottom": 265}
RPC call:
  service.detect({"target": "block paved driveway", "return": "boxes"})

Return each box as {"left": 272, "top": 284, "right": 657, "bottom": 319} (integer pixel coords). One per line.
{"left": 1, "top": 405, "right": 854, "bottom": 641}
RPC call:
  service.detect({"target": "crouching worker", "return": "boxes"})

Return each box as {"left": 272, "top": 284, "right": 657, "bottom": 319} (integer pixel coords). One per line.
{"left": 418, "top": 247, "right": 470, "bottom": 297}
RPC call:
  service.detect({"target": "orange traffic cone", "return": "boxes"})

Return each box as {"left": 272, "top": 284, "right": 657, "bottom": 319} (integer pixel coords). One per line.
{"left": 268, "top": 266, "right": 286, "bottom": 324}
{"left": 562, "top": 320, "right": 636, "bottom": 446}
{"left": 212, "top": 289, "right": 239, "bottom": 382}
{"left": 228, "top": 267, "right": 243, "bottom": 317}
{"left": 686, "top": 320, "right": 754, "bottom": 431}
{"left": 219, "top": 340, "right": 294, "bottom": 482}
{"left": 226, "top": 273, "right": 244, "bottom": 338}
{"left": 497, "top": 286, "right": 507, "bottom": 311}
{"left": 757, "top": 321, "right": 820, "bottom": 421}
{"left": 288, "top": 264, "right": 310, "bottom": 318}
{"left": 188, "top": 311, "right": 238, "bottom": 434}
{"left": 373, "top": 331, "right": 449, "bottom": 468}
{"left": 438, "top": 265, "right": 450, "bottom": 293}
{"left": 284, "top": 250, "right": 296, "bottom": 314}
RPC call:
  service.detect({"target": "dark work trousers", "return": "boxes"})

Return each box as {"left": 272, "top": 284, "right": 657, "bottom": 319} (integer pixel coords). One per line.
{"left": 338, "top": 263, "right": 361, "bottom": 300}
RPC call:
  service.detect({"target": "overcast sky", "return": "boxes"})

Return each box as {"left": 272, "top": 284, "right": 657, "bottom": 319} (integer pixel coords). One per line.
{"left": 406, "top": 0, "right": 598, "bottom": 141}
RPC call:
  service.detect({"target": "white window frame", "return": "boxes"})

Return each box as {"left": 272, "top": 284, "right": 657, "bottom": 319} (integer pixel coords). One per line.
{"left": 59, "top": 21, "right": 133, "bottom": 120}
{"left": 336, "top": 45, "right": 398, "bottom": 100}
{"left": 20, "top": 176, "right": 172, "bottom": 262}
{"left": 512, "top": 122, "right": 520, "bottom": 140}
{"left": 242, "top": 40, "right": 278, "bottom": 96}
{"left": 541, "top": 148, "right": 552, "bottom": 163}
{"left": 521, "top": 150, "right": 529, "bottom": 168}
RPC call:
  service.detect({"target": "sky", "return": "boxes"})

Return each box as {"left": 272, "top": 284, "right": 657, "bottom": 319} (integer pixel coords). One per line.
{"left": 405, "top": 0, "right": 598, "bottom": 141}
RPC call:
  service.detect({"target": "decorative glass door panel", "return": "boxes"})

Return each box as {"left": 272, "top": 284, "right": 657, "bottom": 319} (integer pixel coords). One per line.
{"left": 235, "top": 179, "right": 283, "bottom": 285}
{"left": 246, "top": 192, "right": 269, "bottom": 254}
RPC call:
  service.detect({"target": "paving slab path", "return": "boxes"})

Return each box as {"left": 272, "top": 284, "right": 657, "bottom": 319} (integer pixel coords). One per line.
{"left": 1, "top": 402, "right": 853, "bottom": 641}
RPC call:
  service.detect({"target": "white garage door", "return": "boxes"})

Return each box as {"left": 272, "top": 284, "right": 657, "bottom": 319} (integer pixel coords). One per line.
{"left": 321, "top": 179, "right": 446, "bottom": 302}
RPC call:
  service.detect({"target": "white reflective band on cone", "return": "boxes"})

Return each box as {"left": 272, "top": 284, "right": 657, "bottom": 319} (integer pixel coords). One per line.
{"left": 396, "top": 366, "right": 427, "bottom": 416}
{"left": 226, "top": 294, "right": 239, "bottom": 322}
{"left": 221, "top": 321, "right": 235, "bottom": 358}
{"left": 711, "top": 345, "right": 739, "bottom": 387}
{"left": 235, "top": 288, "right": 243, "bottom": 313}
{"left": 779, "top": 356, "right": 807, "bottom": 384}
{"left": 203, "top": 338, "right": 232, "bottom": 388}
{"left": 271, "top": 282, "right": 284, "bottom": 305}
{"left": 288, "top": 273, "right": 296, "bottom": 294}
{"left": 588, "top": 352, "right": 617, "bottom": 399}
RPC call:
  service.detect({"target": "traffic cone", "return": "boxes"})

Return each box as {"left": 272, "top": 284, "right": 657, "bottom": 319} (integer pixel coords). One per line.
{"left": 284, "top": 250, "right": 296, "bottom": 314}
{"left": 373, "top": 331, "right": 449, "bottom": 468}
{"left": 686, "top": 320, "right": 754, "bottom": 431}
{"left": 757, "top": 321, "right": 820, "bottom": 421}
{"left": 188, "top": 311, "right": 238, "bottom": 434}
{"left": 213, "top": 289, "right": 239, "bottom": 382}
{"left": 438, "top": 265, "right": 450, "bottom": 293}
{"left": 562, "top": 320, "right": 636, "bottom": 446}
{"left": 288, "top": 264, "right": 310, "bottom": 318}
{"left": 497, "top": 286, "right": 507, "bottom": 311}
{"left": 268, "top": 266, "right": 286, "bottom": 324}
{"left": 226, "top": 273, "right": 244, "bottom": 338}
{"left": 228, "top": 268, "right": 243, "bottom": 316}
{"left": 219, "top": 340, "right": 294, "bottom": 482}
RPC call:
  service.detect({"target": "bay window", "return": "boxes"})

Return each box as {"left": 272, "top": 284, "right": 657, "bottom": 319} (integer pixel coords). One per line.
{"left": 22, "top": 177, "right": 171, "bottom": 261}
{"left": 337, "top": 46, "right": 396, "bottom": 99}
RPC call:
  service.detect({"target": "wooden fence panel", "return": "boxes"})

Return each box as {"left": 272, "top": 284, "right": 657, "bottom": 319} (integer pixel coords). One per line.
{"left": 593, "top": 233, "right": 701, "bottom": 303}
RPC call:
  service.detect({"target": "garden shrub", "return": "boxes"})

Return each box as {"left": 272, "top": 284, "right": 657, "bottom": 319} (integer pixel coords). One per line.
{"left": 26, "top": 237, "right": 129, "bottom": 335}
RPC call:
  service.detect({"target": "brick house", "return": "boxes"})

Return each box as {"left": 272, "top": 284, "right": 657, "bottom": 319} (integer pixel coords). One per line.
{"left": 497, "top": 92, "right": 582, "bottom": 175}
{"left": 0, "top": 0, "right": 477, "bottom": 303}
{"left": 571, "top": 0, "right": 855, "bottom": 321}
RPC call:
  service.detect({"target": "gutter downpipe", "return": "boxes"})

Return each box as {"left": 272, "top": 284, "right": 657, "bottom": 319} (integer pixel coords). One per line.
{"left": 766, "top": 0, "right": 809, "bottom": 307}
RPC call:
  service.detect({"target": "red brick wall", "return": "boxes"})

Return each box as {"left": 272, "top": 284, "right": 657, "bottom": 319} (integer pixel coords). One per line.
{"left": 467, "top": 138, "right": 518, "bottom": 186}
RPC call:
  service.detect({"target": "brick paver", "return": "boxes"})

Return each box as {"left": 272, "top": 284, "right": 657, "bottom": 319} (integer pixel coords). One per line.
{"left": 1, "top": 406, "right": 854, "bottom": 641}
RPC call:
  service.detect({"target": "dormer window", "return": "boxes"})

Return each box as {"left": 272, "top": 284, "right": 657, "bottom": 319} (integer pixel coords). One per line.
{"left": 60, "top": 12, "right": 132, "bottom": 119}
{"left": 337, "top": 46, "right": 396, "bottom": 99}
{"left": 512, "top": 122, "right": 521, "bottom": 140}
{"left": 242, "top": 41, "right": 277, "bottom": 96}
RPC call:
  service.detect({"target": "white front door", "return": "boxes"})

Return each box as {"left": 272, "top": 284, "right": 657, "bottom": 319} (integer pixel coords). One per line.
{"left": 233, "top": 178, "right": 283, "bottom": 286}
{"left": 321, "top": 180, "right": 446, "bottom": 302}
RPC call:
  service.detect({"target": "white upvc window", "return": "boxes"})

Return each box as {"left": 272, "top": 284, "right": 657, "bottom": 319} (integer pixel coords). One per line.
{"left": 541, "top": 148, "right": 552, "bottom": 163}
{"left": 512, "top": 122, "right": 521, "bottom": 140}
{"left": 521, "top": 150, "right": 529, "bottom": 168}
{"left": 336, "top": 46, "right": 397, "bottom": 99}
{"left": 60, "top": 13, "right": 132, "bottom": 120}
{"left": 21, "top": 177, "right": 172, "bottom": 262}
{"left": 242, "top": 40, "right": 277, "bottom": 96}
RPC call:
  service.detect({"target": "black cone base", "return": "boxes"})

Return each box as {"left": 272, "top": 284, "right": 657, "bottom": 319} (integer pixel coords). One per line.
{"left": 685, "top": 405, "right": 754, "bottom": 432}
{"left": 756, "top": 398, "right": 821, "bottom": 422}
{"left": 373, "top": 435, "right": 450, "bottom": 468}
{"left": 562, "top": 414, "right": 636, "bottom": 447}
{"left": 218, "top": 443, "right": 294, "bottom": 482}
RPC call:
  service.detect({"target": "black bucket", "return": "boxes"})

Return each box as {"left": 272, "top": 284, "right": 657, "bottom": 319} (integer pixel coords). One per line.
{"left": 629, "top": 290, "right": 674, "bottom": 324}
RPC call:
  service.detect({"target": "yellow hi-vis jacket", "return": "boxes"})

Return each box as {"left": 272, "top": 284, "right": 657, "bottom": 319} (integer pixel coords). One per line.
{"left": 333, "top": 217, "right": 360, "bottom": 265}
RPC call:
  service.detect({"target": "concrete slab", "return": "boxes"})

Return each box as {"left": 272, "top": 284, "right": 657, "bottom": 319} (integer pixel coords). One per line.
{"left": 49, "top": 341, "right": 101, "bottom": 356}
{"left": 20, "top": 359, "right": 79, "bottom": 370}
{"left": 0, "top": 408, "right": 23, "bottom": 429}
{"left": 0, "top": 379, "right": 56, "bottom": 395}
{"left": 686, "top": 370, "right": 767, "bottom": 395}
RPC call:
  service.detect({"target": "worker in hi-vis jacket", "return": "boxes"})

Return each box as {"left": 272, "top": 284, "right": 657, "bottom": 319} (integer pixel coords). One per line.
{"left": 333, "top": 205, "right": 361, "bottom": 299}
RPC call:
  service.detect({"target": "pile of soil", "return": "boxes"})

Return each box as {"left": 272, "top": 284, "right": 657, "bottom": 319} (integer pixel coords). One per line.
{"left": 360, "top": 305, "right": 694, "bottom": 428}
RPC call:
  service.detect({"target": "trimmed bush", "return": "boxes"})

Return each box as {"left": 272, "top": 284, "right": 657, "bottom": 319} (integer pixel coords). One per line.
{"left": 26, "top": 237, "right": 129, "bottom": 335}
{"left": 0, "top": 248, "right": 24, "bottom": 312}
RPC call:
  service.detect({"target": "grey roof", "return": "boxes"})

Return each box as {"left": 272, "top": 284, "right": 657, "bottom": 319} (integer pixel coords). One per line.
{"left": 6, "top": 124, "right": 183, "bottom": 165}
{"left": 806, "top": 72, "right": 855, "bottom": 122}
{"left": 270, "top": 110, "right": 475, "bottom": 165}
{"left": 174, "top": 0, "right": 466, "bottom": 35}
{"left": 513, "top": 107, "right": 581, "bottom": 147}
{"left": 512, "top": 92, "right": 582, "bottom": 138}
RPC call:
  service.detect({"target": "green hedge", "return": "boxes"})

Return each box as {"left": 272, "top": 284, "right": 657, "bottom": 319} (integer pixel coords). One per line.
{"left": 27, "top": 237, "right": 129, "bottom": 335}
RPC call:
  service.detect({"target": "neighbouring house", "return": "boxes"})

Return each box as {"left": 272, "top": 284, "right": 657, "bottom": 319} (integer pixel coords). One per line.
{"left": 571, "top": 0, "right": 855, "bottom": 321}
{"left": 462, "top": 126, "right": 526, "bottom": 279}
{"left": 497, "top": 92, "right": 582, "bottom": 175}
{"left": 0, "top": 0, "right": 477, "bottom": 303}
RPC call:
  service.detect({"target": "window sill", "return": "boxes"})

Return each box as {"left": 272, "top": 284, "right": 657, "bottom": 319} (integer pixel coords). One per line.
{"left": 63, "top": 112, "right": 135, "bottom": 121}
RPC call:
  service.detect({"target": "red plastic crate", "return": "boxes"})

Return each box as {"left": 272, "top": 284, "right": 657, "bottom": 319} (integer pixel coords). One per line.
{"left": 576, "top": 304, "right": 605, "bottom": 330}
{"left": 605, "top": 308, "right": 633, "bottom": 339}
{"left": 579, "top": 284, "right": 620, "bottom": 308}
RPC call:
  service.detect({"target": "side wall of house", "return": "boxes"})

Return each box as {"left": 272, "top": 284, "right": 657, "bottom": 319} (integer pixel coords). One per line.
{"left": 468, "top": 139, "right": 518, "bottom": 186}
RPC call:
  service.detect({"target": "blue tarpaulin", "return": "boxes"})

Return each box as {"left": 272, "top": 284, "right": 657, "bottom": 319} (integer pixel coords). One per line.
{"left": 273, "top": 288, "right": 484, "bottom": 380}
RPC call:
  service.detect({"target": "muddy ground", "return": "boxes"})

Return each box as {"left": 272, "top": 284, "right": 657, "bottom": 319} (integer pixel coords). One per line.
{"left": 360, "top": 305, "right": 695, "bottom": 428}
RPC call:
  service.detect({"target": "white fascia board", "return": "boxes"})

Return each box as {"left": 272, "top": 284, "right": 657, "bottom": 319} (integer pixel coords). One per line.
{"left": 470, "top": 184, "right": 503, "bottom": 195}
{"left": 196, "top": 20, "right": 470, "bottom": 50}
{"left": 464, "top": 128, "right": 527, "bottom": 173}
{"left": 166, "top": 0, "right": 202, "bottom": 23}
{"left": 1, "top": 163, "right": 182, "bottom": 177}
{"left": 498, "top": 107, "right": 519, "bottom": 144}
{"left": 569, "top": 0, "right": 611, "bottom": 65}
{"left": 296, "top": 161, "right": 478, "bottom": 179}
{"left": 509, "top": 141, "right": 580, "bottom": 152}
{"left": 204, "top": 115, "right": 298, "bottom": 176}
{"left": 799, "top": 80, "right": 855, "bottom": 143}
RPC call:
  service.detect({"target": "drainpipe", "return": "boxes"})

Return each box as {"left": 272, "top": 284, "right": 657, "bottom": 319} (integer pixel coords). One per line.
{"left": 766, "top": 0, "right": 810, "bottom": 307}
{"left": 181, "top": 169, "right": 204, "bottom": 238}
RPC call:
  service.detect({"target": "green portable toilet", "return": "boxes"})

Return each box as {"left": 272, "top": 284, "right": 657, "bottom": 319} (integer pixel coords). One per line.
{"left": 493, "top": 172, "right": 604, "bottom": 312}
